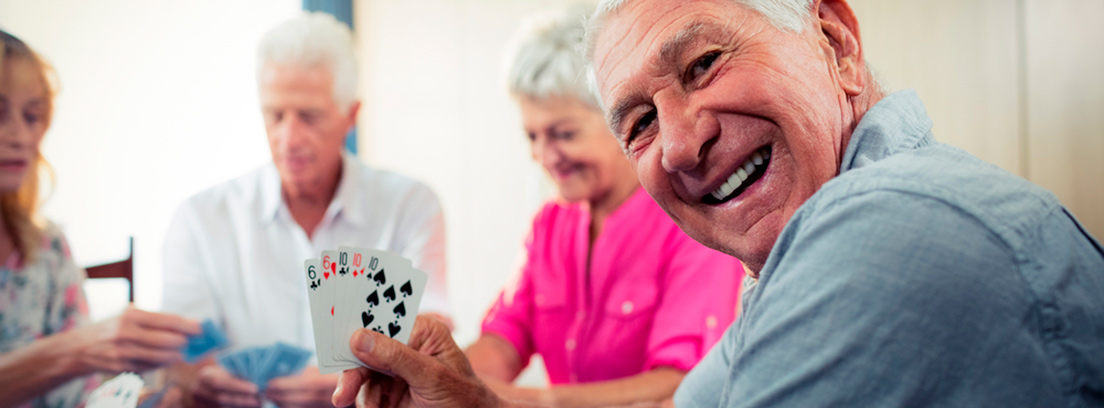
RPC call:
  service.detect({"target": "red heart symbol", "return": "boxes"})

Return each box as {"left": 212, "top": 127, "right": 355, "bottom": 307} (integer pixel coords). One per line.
{"left": 331, "top": 306, "right": 334, "bottom": 316}
{"left": 330, "top": 263, "right": 337, "bottom": 273}
{"left": 324, "top": 272, "right": 330, "bottom": 279}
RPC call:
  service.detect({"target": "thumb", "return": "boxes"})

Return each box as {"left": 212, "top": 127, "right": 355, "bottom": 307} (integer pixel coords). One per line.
{"left": 349, "top": 329, "right": 440, "bottom": 385}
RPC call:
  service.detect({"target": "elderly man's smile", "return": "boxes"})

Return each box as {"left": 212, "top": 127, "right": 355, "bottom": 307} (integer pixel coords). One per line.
{"left": 703, "top": 145, "right": 772, "bottom": 205}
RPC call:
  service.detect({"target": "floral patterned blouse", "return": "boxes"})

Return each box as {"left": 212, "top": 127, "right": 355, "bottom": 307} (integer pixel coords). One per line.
{"left": 0, "top": 224, "right": 96, "bottom": 408}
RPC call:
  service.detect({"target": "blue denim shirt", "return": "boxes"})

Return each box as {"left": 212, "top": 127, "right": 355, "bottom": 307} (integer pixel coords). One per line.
{"left": 675, "top": 90, "right": 1104, "bottom": 407}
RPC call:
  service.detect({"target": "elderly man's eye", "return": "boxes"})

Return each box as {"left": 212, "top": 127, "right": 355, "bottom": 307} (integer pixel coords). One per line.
{"left": 264, "top": 111, "right": 283, "bottom": 124}
{"left": 628, "top": 109, "right": 657, "bottom": 142}
{"left": 685, "top": 51, "right": 721, "bottom": 83}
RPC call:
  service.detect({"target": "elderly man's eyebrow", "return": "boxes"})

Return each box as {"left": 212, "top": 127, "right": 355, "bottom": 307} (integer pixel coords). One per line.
{"left": 606, "top": 21, "right": 724, "bottom": 137}
{"left": 607, "top": 97, "right": 637, "bottom": 139}
{"left": 658, "top": 21, "right": 713, "bottom": 68}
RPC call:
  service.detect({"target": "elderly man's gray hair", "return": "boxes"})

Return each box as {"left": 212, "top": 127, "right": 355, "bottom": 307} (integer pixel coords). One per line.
{"left": 589, "top": 0, "right": 813, "bottom": 42}
{"left": 583, "top": 0, "right": 889, "bottom": 109}
{"left": 505, "top": 4, "right": 599, "bottom": 109}
{"left": 257, "top": 12, "right": 358, "bottom": 110}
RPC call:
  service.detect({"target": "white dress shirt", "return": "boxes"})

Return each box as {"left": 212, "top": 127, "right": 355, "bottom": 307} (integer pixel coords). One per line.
{"left": 161, "top": 153, "right": 447, "bottom": 350}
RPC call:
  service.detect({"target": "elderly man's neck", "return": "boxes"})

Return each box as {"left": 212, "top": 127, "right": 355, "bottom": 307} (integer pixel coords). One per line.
{"left": 282, "top": 165, "right": 343, "bottom": 239}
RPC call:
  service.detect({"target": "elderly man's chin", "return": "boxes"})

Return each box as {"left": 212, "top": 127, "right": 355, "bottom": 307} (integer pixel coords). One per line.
{"left": 691, "top": 212, "right": 784, "bottom": 274}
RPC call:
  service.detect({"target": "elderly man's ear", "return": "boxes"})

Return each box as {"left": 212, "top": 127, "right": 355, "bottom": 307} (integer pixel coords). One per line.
{"left": 816, "top": 0, "right": 865, "bottom": 96}
{"left": 345, "top": 101, "right": 362, "bottom": 128}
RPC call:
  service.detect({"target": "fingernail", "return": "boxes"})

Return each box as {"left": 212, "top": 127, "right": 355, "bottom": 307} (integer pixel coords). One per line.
{"left": 356, "top": 330, "right": 375, "bottom": 352}
{"left": 333, "top": 383, "right": 343, "bottom": 397}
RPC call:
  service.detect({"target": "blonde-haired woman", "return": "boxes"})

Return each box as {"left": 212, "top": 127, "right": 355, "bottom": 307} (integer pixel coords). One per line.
{"left": 0, "top": 30, "right": 201, "bottom": 408}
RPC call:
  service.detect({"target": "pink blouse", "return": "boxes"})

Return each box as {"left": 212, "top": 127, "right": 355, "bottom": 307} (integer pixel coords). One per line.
{"left": 481, "top": 188, "right": 744, "bottom": 384}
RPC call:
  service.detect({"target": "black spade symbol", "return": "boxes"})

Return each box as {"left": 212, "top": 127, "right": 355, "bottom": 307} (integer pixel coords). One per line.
{"left": 400, "top": 281, "right": 413, "bottom": 297}
{"left": 371, "top": 326, "right": 383, "bottom": 334}
{"left": 361, "top": 311, "right": 375, "bottom": 328}
{"left": 392, "top": 301, "right": 406, "bottom": 318}
{"left": 366, "top": 291, "right": 379, "bottom": 307}
{"left": 383, "top": 285, "right": 396, "bottom": 302}
{"left": 373, "top": 269, "right": 387, "bottom": 286}
{"left": 388, "top": 322, "right": 401, "bottom": 337}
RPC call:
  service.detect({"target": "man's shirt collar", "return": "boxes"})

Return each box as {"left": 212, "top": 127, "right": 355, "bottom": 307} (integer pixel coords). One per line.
{"left": 840, "top": 90, "right": 936, "bottom": 174}
{"left": 259, "top": 151, "right": 367, "bottom": 228}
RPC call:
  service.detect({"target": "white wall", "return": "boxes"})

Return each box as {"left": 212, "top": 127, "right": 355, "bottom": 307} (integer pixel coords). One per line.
{"left": 0, "top": 0, "right": 301, "bottom": 312}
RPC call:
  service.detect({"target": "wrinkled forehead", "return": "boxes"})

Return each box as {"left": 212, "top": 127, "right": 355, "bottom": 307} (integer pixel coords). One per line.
{"left": 589, "top": 0, "right": 755, "bottom": 113}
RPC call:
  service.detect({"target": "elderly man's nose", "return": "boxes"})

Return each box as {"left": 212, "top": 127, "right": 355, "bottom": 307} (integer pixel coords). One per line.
{"left": 659, "top": 103, "right": 717, "bottom": 173}
{"left": 274, "top": 118, "right": 307, "bottom": 147}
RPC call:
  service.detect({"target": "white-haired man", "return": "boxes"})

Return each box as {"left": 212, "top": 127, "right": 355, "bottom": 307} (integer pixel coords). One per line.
{"left": 325, "top": 1, "right": 1104, "bottom": 407}
{"left": 161, "top": 12, "right": 449, "bottom": 407}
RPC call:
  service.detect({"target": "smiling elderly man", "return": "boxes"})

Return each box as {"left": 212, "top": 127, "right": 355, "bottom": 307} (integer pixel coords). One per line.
{"left": 330, "top": 1, "right": 1104, "bottom": 407}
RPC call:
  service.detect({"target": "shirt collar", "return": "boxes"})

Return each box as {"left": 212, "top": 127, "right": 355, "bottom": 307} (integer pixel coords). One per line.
{"left": 260, "top": 151, "right": 367, "bottom": 227}
{"left": 839, "top": 90, "right": 936, "bottom": 174}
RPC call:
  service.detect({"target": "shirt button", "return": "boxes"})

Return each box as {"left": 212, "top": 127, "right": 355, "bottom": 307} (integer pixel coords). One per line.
{"left": 565, "top": 338, "right": 576, "bottom": 351}
{"left": 621, "top": 301, "right": 634, "bottom": 314}
{"left": 706, "top": 315, "right": 718, "bottom": 329}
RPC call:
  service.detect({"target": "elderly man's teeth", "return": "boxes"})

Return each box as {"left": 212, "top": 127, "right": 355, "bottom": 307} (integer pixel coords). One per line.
{"left": 713, "top": 171, "right": 743, "bottom": 200}
{"left": 709, "top": 147, "right": 770, "bottom": 201}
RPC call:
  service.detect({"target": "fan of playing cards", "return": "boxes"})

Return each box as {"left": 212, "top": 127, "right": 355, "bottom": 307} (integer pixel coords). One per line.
{"left": 304, "top": 246, "right": 428, "bottom": 374}
{"left": 217, "top": 342, "right": 312, "bottom": 391}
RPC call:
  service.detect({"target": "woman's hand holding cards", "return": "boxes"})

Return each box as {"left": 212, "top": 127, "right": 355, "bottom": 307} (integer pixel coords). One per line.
{"left": 71, "top": 306, "right": 201, "bottom": 375}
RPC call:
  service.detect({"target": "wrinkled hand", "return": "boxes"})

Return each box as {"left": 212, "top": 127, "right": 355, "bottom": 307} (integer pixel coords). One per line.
{"left": 265, "top": 367, "right": 339, "bottom": 408}
{"left": 331, "top": 316, "right": 502, "bottom": 408}
{"left": 190, "top": 364, "right": 261, "bottom": 408}
{"left": 75, "top": 306, "right": 200, "bottom": 374}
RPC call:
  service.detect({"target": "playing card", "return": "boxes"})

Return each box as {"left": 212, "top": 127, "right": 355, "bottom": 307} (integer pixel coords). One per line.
{"left": 247, "top": 346, "right": 272, "bottom": 387}
{"left": 87, "top": 373, "right": 144, "bottom": 408}
{"left": 182, "top": 319, "right": 229, "bottom": 362}
{"left": 328, "top": 248, "right": 367, "bottom": 364}
{"left": 371, "top": 258, "right": 426, "bottom": 346}
{"left": 332, "top": 247, "right": 426, "bottom": 370}
{"left": 304, "top": 257, "right": 358, "bottom": 374}
{"left": 332, "top": 247, "right": 413, "bottom": 365}
{"left": 217, "top": 351, "right": 246, "bottom": 379}
{"left": 258, "top": 342, "right": 313, "bottom": 384}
